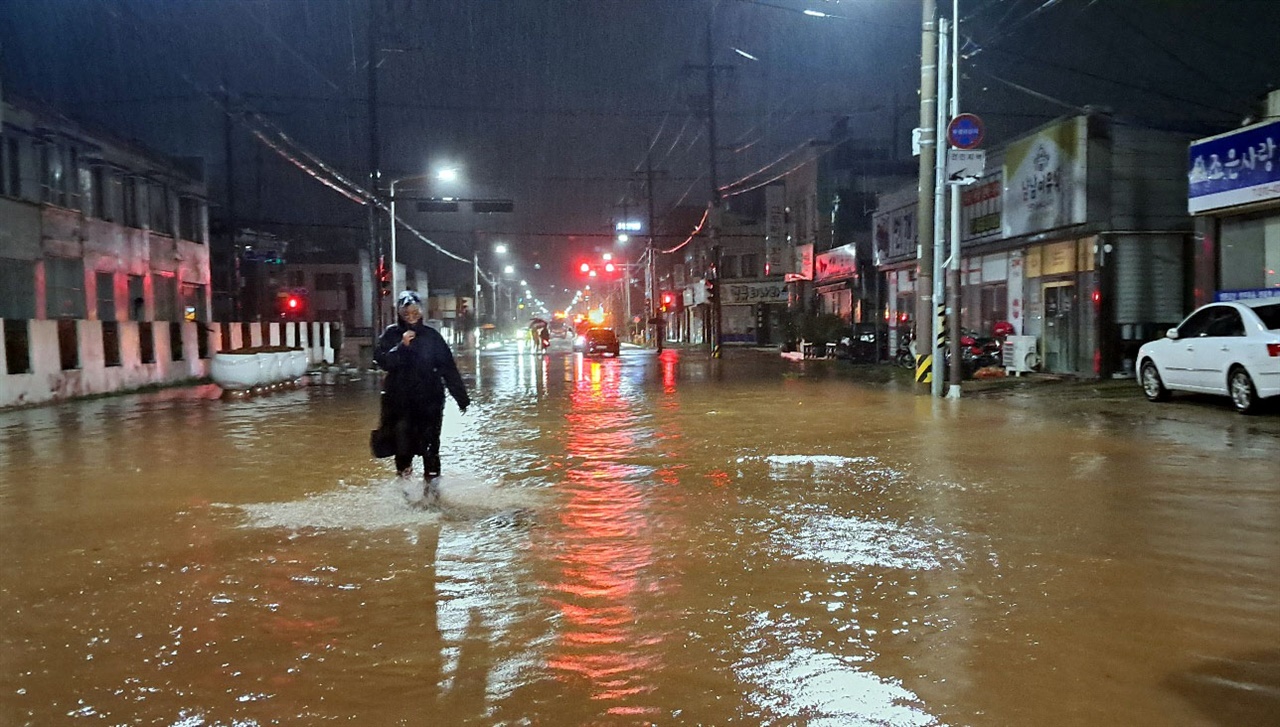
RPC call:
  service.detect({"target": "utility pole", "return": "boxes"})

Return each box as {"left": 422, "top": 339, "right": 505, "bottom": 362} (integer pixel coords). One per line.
{"left": 222, "top": 84, "right": 240, "bottom": 321}
{"left": 645, "top": 152, "right": 659, "bottom": 349}
{"left": 931, "top": 17, "right": 949, "bottom": 399}
{"left": 366, "top": 0, "right": 382, "bottom": 343}
{"left": 705, "top": 13, "right": 724, "bottom": 358}
{"left": 915, "top": 0, "right": 938, "bottom": 387}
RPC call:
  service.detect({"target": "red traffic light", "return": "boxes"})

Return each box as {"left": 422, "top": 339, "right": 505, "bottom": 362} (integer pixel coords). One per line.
{"left": 287, "top": 296, "right": 300, "bottom": 310}
{"left": 579, "top": 262, "right": 591, "bottom": 274}
{"left": 604, "top": 262, "right": 616, "bottom": 273}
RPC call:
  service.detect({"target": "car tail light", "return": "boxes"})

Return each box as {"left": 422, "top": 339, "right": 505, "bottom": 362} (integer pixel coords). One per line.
{"left": 1268, "top": 343, "right": 1280, "bottom": 357}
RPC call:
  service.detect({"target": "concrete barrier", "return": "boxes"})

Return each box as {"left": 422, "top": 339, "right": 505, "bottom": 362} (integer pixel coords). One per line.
{"left": 0, "top": 319, "right": 338, "bottom": 409}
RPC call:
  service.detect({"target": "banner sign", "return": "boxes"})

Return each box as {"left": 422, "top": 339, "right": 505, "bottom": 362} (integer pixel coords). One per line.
{"left": 960, "top": 172, "right": 1003, "bottom": 243}
{"left": 1214, "top": 288, "right": 1280, "bottom": 302}
{"left": 1003, "top": 116, "right": 1088, "bottom": 238}
{"left": 873, "top": 203, "right": 917, "bottom": 264}
{"left": 724, "top": 281, "right": 788, "bottom": 306}
{"left": 785, "top": 243, "right": 814, "bottom": 282}
{"left": 1188, "top": 119, "right": 1280, "bottom": 214}
{"left": 814, "top": 243, "right": 858, "bottom": 282}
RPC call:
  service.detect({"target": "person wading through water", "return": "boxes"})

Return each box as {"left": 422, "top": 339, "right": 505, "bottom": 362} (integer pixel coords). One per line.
{"left": 373, "top": 291, "right": 470, "bottom": 481}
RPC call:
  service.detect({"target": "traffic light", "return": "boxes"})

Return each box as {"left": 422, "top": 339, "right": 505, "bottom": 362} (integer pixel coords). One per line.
{"left": 377, "top": 257, "right": 391, "bottom": 297}
{"left": 706, "top": 278, "right": 719, "bottom": 306}
{"left": 277, "top": 289, "right": 307, "bottom": 319}
{"left": 660, "top": 291, "right": 674, "bottom": 313}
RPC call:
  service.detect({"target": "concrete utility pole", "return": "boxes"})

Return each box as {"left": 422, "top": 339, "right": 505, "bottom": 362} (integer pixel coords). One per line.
{"left": 705, "top": 13, "right": 724, "bottom": 358}
{"left": 222, "top": 85, "right": 240, "bottom": 321}
{"left": 366, "top": 0, "right": 382, "bottom": 342}
{"left": 931, "top": 17, "right": 949, "bottom": 399}
{"left": 915, "top": 0, "right": 938, "bottom": 387}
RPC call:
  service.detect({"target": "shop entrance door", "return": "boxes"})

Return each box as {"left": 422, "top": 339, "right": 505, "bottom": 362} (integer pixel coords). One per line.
{"left": 1042, "top": 282, "right": 1078, "bottom": 373}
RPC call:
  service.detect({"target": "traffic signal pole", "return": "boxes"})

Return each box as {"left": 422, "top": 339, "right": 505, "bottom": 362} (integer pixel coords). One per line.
{"left": 946, "top": 1, "right": 964, "bottom": 399}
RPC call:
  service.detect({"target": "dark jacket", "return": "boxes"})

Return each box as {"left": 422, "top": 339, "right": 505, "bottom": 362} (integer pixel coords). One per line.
{"left": 375, "top": 316, "right": 470, "bottom": 414}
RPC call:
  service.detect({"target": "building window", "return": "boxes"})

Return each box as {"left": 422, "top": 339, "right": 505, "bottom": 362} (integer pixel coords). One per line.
{"left": 57, "top": 319, "right": 79, "bottom": 370}
{"left": 1220, "top": 212, "right": 1280, "bottom": 291}
{"left": 90, "top": 165, "right": 108, "bottom": 219}
{"left": 127, "top": 274, "right": 146, "bottom": 320}
{"left": 980, "top": 283, "right": 1008, "bottom": 335}
{"left": 107, "top": 171, "right": 124, "bottom": 222}
{"left": 154, "top": 274, "right": 178, "bottom": 321}
{"left": 123, "top": 176, "right": 141, "bottom": 228}
{"left": 721, "top": 255, "right": 739, "bottom": 279}
{"left": 45, "top": 257, "right": 87, "bottom": 319}
{"left": 740, "top": 253, "right": 760, "bottom": 278}
{"left": 148, "top": 182, "right": 172, "bottom": 235}
{"left": 96, "top": 271, "right": 116, "bottom": 321}
{"left": 4, "top": 319, "right": 32, "bottom": 375}
{"left": 197, "top": 321, "right": 210, "bottom": 360}
{"left": 102, "top": 321, "right": 122, "bottom": 367}
{"left": 170, "top": 321, "right": 185, "bottom": 361}
{"left": 139, "top": 321, "right": 155, "bottom": 364}
{"left": 0, "top": 258, "right": 37, "bottom": 319}
{"left": 0, "top": 136, "right": 21, "bottom": 198}
{"left": 178, "top": 196, "right": 203, "bottom": 242}
{"left": 181, "top": 282, "right": 207, "bottom": 323}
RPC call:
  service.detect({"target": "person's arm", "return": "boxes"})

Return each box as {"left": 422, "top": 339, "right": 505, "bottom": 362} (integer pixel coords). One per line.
{"left": 432, "top": 336, "right": 470, "bottom": 411}
{"left": 373, "top": 326, "right": 409, "bottom": 370}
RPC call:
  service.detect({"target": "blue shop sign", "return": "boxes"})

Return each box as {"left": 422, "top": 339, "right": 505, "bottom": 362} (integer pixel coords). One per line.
{"left": 1214, "top": 288, "right": 1280, "bottom": 302}
{"left": 1188, "top": 119, "right": 1280, "bottom": 214}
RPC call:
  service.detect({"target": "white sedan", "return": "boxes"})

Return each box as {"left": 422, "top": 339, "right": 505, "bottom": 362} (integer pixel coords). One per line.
{"left": 1138, "top": 299, "right": 1280, "bottom": 413}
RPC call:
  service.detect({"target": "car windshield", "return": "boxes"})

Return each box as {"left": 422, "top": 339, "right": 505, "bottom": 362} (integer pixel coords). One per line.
{"left": 1253, "top": 302, "right": 1280, "bottom": 330}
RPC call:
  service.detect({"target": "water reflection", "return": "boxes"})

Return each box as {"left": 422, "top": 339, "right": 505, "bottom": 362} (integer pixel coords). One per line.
{"left": 544, "top": 355, "right": 664, "bottom": 719}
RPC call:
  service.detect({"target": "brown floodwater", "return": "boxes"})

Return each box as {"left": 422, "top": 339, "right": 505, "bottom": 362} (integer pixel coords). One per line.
{"left": 1, "top": 346, "right": 1278, "bottom": 726}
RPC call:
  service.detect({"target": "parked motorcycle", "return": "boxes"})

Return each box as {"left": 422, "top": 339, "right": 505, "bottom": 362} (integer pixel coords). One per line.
{"left": 895, "top": 329, "right": 916, "bottom": 369}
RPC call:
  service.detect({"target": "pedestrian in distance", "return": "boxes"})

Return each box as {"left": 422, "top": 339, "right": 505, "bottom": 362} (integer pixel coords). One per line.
{"left": 372, "top": 291, "right": 470, "bottom": 480}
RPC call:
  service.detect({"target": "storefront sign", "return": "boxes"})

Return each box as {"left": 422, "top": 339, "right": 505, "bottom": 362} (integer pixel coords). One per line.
{"left": 960, "top": 172, "right": 1002, "bottom": 243}
{"left": 873, "top": 203, "right": 917, "bottom": 263}
{"left": 1007, "top": 251, "right": 1025, "bottom": 335}
{"left": 814, "top": 243, "right": 858, "bottom": 282}
{"left": 1188, "top": 119, "right": 1280, "bottom": 214}
{"left": 1003, "top": 116, "right": 1088, "bottom": 238}
{"left": 785, "top": 243, "right": 814, "bottom": 282}
{"left": 1215, "top": 288, "right": 1280, "bottom": 302}
{"left": 1041, "top": 241, "right": 1076, "bottom": 276}
{"left": 724, "top": 281, "right": 788, "bottom": 305}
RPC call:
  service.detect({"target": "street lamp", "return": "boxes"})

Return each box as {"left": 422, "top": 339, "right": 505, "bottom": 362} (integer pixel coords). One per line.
{"left": 389, "top": 166, "right": 460, "bottom": 296}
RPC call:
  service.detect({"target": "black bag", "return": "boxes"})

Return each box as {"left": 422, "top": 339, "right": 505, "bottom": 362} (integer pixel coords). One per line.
{"left": 369, "top": 427, "right": 396, "bottom": 459}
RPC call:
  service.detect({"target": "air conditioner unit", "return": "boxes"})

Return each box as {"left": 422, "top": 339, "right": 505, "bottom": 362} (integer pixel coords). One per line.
{"left": 1003, "top": 335, "right": 1038, "bottom": 375}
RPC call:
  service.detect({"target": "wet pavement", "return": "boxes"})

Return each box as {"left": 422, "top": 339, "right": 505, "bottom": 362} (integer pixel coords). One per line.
{"left": 1, "top": 345, "right": 1278, "bottom": 726}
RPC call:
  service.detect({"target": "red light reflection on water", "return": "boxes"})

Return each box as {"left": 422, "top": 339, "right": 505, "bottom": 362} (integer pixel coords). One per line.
{"left": 545, "top": 357, "right": 662, "bottom": 714}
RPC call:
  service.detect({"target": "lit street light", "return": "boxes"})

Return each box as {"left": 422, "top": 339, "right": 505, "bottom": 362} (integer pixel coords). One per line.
{"left": 389, "top": 166, "right": 460, "bottom": 296}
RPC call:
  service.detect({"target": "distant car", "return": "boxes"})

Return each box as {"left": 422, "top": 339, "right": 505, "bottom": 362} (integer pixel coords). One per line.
{"left": 1137, "top": 299, "right": 1280, "bottom": 413}
{"left": 575, "top": 327, "right": 620, "bottom": 357}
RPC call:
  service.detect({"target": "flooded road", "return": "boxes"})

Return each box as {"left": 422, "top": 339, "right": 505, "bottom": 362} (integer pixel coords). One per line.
{"left": 2, "top": 347, "right": 1278, "bottom": 726}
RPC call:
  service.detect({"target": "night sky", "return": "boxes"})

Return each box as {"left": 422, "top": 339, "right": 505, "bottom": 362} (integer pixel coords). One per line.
{"left": 4, "top": 0, "right": 1279, "bottom": 301}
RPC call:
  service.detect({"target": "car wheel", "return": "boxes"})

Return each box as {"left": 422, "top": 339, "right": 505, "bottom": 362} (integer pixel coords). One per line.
{"left": 1229, "top": 367, "right": 1260, "bottom": 414}
{"left": 1140, "top": 360, "right": 1170, "bottom": 402}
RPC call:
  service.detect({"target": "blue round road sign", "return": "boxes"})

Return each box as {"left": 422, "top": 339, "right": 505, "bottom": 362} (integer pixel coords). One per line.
{"left": 947, "top": 113, "right": 984, "bottom": 150}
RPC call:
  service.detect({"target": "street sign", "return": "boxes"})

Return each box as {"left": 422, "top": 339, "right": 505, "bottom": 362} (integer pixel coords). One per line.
{"left": 911, "top": 127, "right": 925, "bottom": 157}
{"left": 946, "top": 149, "right": 986, "bottom": 185}
{"left": 946, "top": 113, "right": 984, "bottom": 150}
